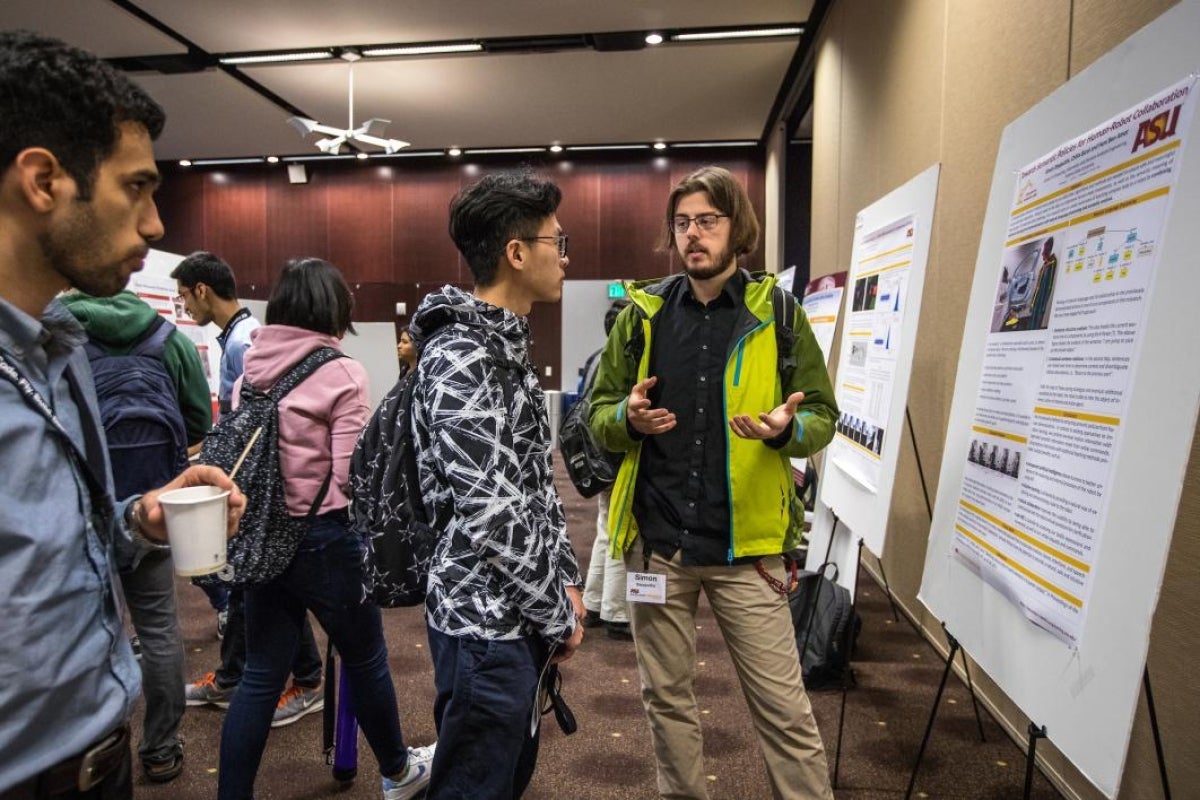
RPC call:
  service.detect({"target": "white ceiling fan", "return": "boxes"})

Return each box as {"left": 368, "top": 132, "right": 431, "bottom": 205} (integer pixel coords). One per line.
{"left": 287, "top": 51, "right": 410, "bottom": 155}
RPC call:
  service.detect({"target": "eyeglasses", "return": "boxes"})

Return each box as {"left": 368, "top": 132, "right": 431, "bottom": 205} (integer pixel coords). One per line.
{"left": 520, "top": 234, "right": 569, "bottom": 258}
{"left": 672, "top": 213, "right": 729, "bottom": 235}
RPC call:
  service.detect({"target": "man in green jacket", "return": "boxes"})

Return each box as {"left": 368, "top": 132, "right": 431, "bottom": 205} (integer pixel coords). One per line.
{"left": 62, "top": 289, "right": 212, "bottom": 783}
{"left": 588, "top": 166, "right": 837, "bottom": 800}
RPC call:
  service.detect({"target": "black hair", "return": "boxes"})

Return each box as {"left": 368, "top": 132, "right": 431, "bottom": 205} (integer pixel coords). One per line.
{"left": 0, "top": 30, "right": 165, "bottom": 200}
{"left": 604, "top": 298, "right": 630, "bottom": 335}
{"left": 170, "top": 251, "right": 238, "bottom": 300}
{"left": 447, "top": 171, "right": 562, "bottom": 287}
{"left": 266, "top": 258, "right": 356, "bottom": 337}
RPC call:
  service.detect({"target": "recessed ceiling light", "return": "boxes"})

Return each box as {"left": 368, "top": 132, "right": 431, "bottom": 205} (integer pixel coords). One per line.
{"left": 363, "top": 43, "right": 482, "bottom": 57}
{"left": 448, "top": 147, "right": 462, "bottom": 157}
{"left": 266, "top": 156, "right": 279, "bottom": 163}
{"left": 671, "top": 140, "right": 757, "bottom": 148}
{"left": 672, "top": 27, "right": 802, "bottom": 42}
{"left": 219, "top": 50, "right": 334, "bottom": 65}
{"left": 549, "top": 144, "right": 564, "bottom": 153}
{"left": 645, "top": 33, "right": 664, "bottom": 45}
{"left": 190, "top": 157, "right": 267, "bottom": 166}
{"left": 356, "top": 152, "right": 369, "bottom": 160}
{"left": 565, "top": 144, "right": 650, "bottom": 152}
{"left": 179, "top": 159, "right": 192, "bottom": 167}
{"left": 653, "top": 142, "right": 668, "bottom": 150}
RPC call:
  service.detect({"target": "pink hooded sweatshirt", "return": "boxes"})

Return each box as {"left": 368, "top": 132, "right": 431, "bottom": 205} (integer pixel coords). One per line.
{"left": 235, "top": 325, "right": 370, "bottom": 517}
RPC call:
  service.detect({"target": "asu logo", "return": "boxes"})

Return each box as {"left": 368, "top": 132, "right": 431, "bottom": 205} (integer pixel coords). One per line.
{"left": 1131, "top": 104, "right": 1182, "bottom": 152}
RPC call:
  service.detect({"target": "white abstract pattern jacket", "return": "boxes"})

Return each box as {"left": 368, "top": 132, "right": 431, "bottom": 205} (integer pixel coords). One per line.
{"left": 410, "top": 285, "right": 581, "bottom": 645}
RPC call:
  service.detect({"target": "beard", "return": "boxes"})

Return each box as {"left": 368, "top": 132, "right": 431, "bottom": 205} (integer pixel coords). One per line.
{"left": 681, "top": 242, "right": 735, "bottom": 281}
{"left": 39, "top": 201, "right": 145, "bottom": 298}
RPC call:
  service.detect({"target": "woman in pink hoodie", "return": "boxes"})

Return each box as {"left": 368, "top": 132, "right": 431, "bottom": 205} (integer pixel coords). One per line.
{"left": 218, "top": 258, "right": 432, "bottom": 800}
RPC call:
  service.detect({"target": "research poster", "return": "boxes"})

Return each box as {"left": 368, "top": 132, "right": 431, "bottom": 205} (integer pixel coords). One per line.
{"left": 801, "top": 271, "right": 846, "bottom": 366}
{"left": 949, "top": 77, "right": 1197, "bottom": 646}
{"left": 826, "top": 216, "right": 915, "bottom": 493}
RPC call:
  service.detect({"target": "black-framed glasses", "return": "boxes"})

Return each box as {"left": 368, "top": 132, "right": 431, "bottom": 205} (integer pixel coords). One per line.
{"left": 672, "top": 213, "right": 729, "bottom": 235}
{"left": 520, "top": 234, "right": 569, "bottom": 258}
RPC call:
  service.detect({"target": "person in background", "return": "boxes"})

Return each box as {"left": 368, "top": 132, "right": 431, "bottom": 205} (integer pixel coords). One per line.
{"left": 62, "top": 289, "right": 213, "bottom": 783}
{"left": 409, "top": 172, "right": 584, "bottom": 799}
{"left": 173, "top": 251, "right": 325, "bottom": 727}
{"left": 396, "top": 325, "right": 418, "bottom": 377}
{"left": 0, "top": 30, "right": 243, "bottom": 799}
{"left": 580, "top": 299, "right": 633, "bottom": 640}
{"left": 589, "top": 166, "right": 838, "bottom": 800}
{"left": 217, "top": 257, "right": 433, "bottom": 800}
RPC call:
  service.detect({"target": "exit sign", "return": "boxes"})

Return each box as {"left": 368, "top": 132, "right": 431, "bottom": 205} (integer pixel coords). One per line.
{"left": 607, "top": 282, "right": 627, "bottom": 299}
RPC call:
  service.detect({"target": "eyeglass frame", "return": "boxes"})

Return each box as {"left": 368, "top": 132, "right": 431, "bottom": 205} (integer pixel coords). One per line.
{"left": 671, "top": 213, "right": 729, "bottom": 235}
{"left": 517, "top": 234, "right": 569, "bottom": 258}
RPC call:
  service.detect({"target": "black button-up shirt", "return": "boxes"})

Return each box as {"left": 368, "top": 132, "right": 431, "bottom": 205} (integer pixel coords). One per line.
{"left": 633, "top": 271, "right": 753, "bottom": 567}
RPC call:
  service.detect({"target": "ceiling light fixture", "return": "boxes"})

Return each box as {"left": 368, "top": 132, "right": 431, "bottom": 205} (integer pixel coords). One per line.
{"left": 266, "top": 156, "right": 280, "bottom": 163}
{"left": 671, "top": 27, "right": 802, "bottom": 42}
{"left": 178, "top": 159, "right": 192, "bottom": 167}
{"left": 549, "top": 144, "right": 564, "bottom": 153}
{"left": 219, "top": 50, "right": 334, "bottom": 65}
{"left": 362, "top": 42, "right": 482, "bottom": 57}
{"left": 653, "top": 142, "right": 668, "bottom": 150}
{"left": 645, "top": 33, "right": 664, "bottom": 45}
{"left": 287, "top": 51, "right": 410, "bottom": 155}
{"left": 447, "top": 148, "right": 462, "bottom": 157}
{"left": 281, "top": 154, "right": 359, "bottom": 162}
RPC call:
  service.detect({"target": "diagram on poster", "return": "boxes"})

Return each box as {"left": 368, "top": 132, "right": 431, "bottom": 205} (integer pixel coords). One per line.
{"left": 801, "top": 272, "right": 846, "bottom": 366}
{"left": 827, "top": 216, "right": 914, "bottom": 493}
{"left": 949, "top": 77, "right": 1196, "bottom": 647}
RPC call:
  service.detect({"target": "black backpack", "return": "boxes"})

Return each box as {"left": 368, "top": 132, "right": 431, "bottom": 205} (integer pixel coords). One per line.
{"left": 350, "top": 336, "right": 518, "bottom": 608}
{"left": 558, "top": 284, "right": 800, "bottom": 499}
{"left": 198, "top": 347, "right": 344, "bottom": 585}
{"left": 789, "top": 563, "right": 862, "bottom": 691}
{"left": 85, "top": 315, "right": 189, "bottom": 499}
{"left": 558, "top": 350, "right": 623, "bottom": 498}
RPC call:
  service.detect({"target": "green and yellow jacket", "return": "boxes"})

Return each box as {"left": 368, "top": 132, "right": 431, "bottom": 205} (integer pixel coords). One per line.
{"left": 587, "top": 271, "right": 837, "bottom": 561}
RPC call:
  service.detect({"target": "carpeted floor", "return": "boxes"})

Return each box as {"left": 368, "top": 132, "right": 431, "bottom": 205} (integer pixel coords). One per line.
{"left": 130, "top": 460, "right": 1063, "bottom": 799}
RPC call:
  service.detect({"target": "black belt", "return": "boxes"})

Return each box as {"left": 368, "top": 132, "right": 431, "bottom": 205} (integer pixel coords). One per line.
{"left": 0, "top": 724, "right": 129, "bottom": 799}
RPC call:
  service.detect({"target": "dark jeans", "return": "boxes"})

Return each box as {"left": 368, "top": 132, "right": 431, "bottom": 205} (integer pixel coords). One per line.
{"left": 194, "top": 580, "right": 229, "bottom": 612}
{"left": 217, "top": 511, "right": 408, "bottom": 800}
{"left": 119, "top": 550, "right": 183, "bottom": 764}
{"left": 214, "top": 586, "right": 322, "bottom": 691}
{"left": 426, "top": 627, "right": 545, "bottom": 800}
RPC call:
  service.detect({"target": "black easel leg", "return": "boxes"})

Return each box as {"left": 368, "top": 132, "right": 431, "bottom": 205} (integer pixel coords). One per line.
{"left": 873, "top": 551, "right": 901, "bottom": 623}
{"left": 1144, "top": 667, "right": 1172, "bottom": 800}
{"left": 957, "top": 647, "right": 986, "bottom": 742}
{"left": 821, "top": 512, "right": 841, "bottom": 566}
{"left": 904, "top": 634, "right": 959, "bottom": 799}
{"left": 834, "top": 667, "right": 852, "bottom": 789}
{"left": 905, "top": 406, "right": 934, "bottom": 521}
{"left": 1023, "top": 723, "right": 1046, "bottom": 800}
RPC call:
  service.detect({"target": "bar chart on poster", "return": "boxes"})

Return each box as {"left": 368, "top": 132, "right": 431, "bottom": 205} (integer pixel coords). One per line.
{"left": 918, "top": 2, "right": 1200, "bottom": 795}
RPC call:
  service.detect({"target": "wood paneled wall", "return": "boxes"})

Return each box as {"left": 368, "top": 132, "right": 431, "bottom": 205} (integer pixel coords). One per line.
{"left": 154, "top": 151, "right": 765, "bottom": 384}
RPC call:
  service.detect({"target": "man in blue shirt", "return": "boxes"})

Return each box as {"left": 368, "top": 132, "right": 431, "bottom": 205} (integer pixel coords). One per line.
{"left": 0, "top": 31, "right": 245, "bottom": 799}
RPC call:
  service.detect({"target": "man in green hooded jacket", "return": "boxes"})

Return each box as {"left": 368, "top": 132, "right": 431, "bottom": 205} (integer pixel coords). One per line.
{"left": 588, "top": 166, "right": 837, "bottom": 800}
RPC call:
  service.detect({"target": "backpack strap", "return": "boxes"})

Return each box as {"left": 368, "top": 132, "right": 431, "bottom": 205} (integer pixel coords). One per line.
{"left": 128, "top": 315, "right": 173, "bottom": 359}
{"left": 263, "top": 347, "right": 346, "bottom": 403}
{"left": 773, "top": 285, "right": 798, "bottom": 388}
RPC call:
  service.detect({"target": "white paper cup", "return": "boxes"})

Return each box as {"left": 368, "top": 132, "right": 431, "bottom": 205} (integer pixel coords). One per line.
{"left": 158, "top": 485, "right": 230, "bottom": 576}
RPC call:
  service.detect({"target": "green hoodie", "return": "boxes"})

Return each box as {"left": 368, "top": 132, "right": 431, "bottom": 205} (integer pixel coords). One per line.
{"left": 61, "top": 290, "right": 212, "bottom": 444}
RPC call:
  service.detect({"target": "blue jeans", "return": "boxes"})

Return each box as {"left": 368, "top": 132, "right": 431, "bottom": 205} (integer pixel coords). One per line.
{"left": 217, "top": 512, "right": 410, "bottom": 800}
{"left": 213, "top": 587, "right": 322, "bottom": 690}
{"left": 427, "top": 627, "right": 545, "bottom": 800}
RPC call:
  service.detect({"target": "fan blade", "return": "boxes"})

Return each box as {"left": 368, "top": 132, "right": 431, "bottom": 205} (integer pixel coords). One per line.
{"left": 358, "top": 117, "right": 392, "bottom": 138}
{"left": 287, "top": 116, "right": 320, "bottom": 135}
{"left": 315, "top": 136, "right": 346, "bottom": 154}
{"left": 354, "top": 133, "right": 411, "bottom": 153}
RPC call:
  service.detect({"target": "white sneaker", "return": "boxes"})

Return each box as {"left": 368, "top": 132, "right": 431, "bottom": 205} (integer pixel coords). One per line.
{"left": 381, "top": 742, "right": 435, "bottom": 800}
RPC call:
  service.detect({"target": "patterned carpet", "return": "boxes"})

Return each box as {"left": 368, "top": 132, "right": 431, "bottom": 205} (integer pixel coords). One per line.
{"left": 130, "top": 459, "right": 1063, "bottom": 799}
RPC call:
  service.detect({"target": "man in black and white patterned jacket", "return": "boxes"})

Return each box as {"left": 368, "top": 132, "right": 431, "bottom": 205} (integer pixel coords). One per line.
{"left": 409, "top": 171, "right": 584, "bottom": 800}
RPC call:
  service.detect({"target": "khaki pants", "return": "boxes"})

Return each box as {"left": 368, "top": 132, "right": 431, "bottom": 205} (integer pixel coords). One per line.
{"left": 626, "top": 550, "right": 834, "bottom": 800}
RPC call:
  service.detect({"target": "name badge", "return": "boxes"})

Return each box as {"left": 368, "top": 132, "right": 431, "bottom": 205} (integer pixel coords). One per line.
{"left": 626, "top": 571, "right": 666, "bottom": 604}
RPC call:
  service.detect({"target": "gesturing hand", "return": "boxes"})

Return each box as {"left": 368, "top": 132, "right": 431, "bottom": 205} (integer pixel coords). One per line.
{"left": 728, "top": 391, "right": 805, "bottom": 440}
{"left": 627, "top": 376, "right": 676, "bottom": 436}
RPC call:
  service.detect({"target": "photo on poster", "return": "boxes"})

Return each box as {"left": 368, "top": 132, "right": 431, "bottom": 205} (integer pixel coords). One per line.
{"left": 991, "top": 236, "right": 1060, "bottom": 333}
